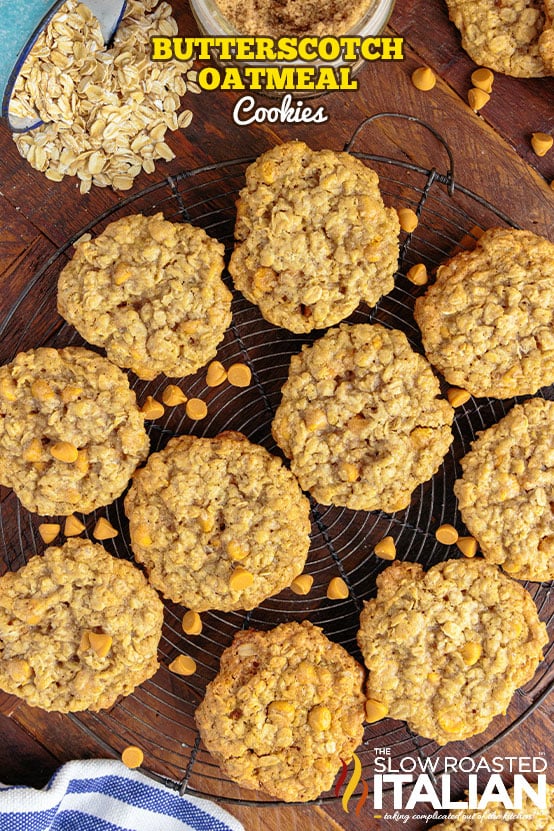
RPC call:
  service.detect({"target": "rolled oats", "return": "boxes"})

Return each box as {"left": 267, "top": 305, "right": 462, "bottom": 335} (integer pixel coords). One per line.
{"left": 11, "top": 0, "right": 196, "bottom": 192}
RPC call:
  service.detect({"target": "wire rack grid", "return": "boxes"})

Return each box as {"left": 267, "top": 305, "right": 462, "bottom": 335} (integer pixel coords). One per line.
{"left": 0, "top": 113, "right": 553, "bottom": 806}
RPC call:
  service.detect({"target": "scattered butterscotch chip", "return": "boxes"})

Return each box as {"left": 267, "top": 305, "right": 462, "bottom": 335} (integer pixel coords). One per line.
{"left": 227, "top": 362, "right": 252, "bottom": 387}
{"left": 374, "top": 536, "right": 396, "bottom": 561}
{"left": 206, "top": 360, "right": 227, "bottom": 387}
{"left": 397, "top": 207, "right": 418, "bottom": 233}
{"left": 93, "top": 517, "right": 118, "bottom": 541}
{"left": 140, "top": 396, "right": 164, "bottom": 420}
{"left": 411, "top": 66, "right": 436, "bottom": 91}
{"left": 161, "top": 385, "right": 187, "bottom": 407}
{"left": 38, "top": 523, "right": 60, "bottom": 544}
{"left": 365, "top": 699, "right": 389, "bottom": 723}
{"left": 88, "top": 631, "right": 113, "bottom": 658}
{"left": 447, "top": 387, "right": 471, "bottom": 407}
{"left": 456, "top": 535, "right": 478, "bottom": 558}
{"left": 406, "top": 263, "right": 428, "bottom": 286}
{"left": 435, "top": 524, "right": 459, "bottom": 545}
{"left": 50, "top": 441, "right": 79, "bottom": 463}
{"left": 186, "top": 398, "right": 208, "bottom": 420}
{"left": 531, "top": 132, "right": 553, "bottom": 157}
{"left": 169, "top": 654, "right": 197, "bottom": 675}
{"left": 290, "top": 573, "right": 314, "bottom": 595}
{"left": 327, "top": 576, "right": 349, "bottom": 600}
{"left": 229, "top": 566, "right": 254, "bottom": 591}
{"left": 64, "top": 514, "right": 86, "bottom": 537}
{"left": 471, "top": 67, "right": 494, "bottom": 93}
{"left": 468, "top": 87, "right": 490, "bottom": 111}
{"left": 182, "top": 610, "right": 202, "bottom": 636}
{"left": 121, "top": 746, "right": 144, "bottom": 769}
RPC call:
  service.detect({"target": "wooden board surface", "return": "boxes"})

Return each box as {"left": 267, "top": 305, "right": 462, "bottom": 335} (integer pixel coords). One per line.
{"left": 0, "top": 1, "right": 553, "bottom": 829}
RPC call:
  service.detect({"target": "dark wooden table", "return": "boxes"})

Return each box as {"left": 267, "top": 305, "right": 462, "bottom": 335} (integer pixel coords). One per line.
{"left": 0, "top": 1, "right": 553, "bottom": 829}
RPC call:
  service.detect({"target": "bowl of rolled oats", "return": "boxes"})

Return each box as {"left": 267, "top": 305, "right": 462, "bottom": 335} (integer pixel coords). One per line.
{"left": 5, "top": 0, "right": 198, "bottom": 193}
{"left": 1, "top": 0, "right": 127, "bottom": 131}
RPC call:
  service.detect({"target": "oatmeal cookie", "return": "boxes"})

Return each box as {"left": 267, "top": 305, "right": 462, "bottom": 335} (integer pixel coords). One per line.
{"left": 195, "top": 620, "right": 366, "bottom": 802}
{"left": 433, "top": 783, "right": 554, "bottom": 831}
{"left": 124, "top": 432, "right": 311, "bottom": 611}
{"left": 444, "top": 0, "right": 553, "bottom": 77}
{"left": 271, "top": 323, "right": 454, "bottom": 512}
{"left": 455, "top": 397, "right": 554, "bottom": 581}
{"left": 58, "top": 213, "right": 231, "bottom": 380}
{"left": 0, "top": 538, "right": 163, "bottom": 712}
{"left": 414, "top": 228, "right": 554, "bottom": 398}
{"left": 357, "top": 559, "right": 548, "bottom": 745}
{"left": 0, "top": 346, "right": 149, "bottom": 516}
{"left": 229, "top": 141, "right": 399, "bottom": 333}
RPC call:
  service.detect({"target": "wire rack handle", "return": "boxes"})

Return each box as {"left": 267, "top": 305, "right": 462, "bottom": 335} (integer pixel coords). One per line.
{"left": 344, "top": 112, "right": 456, "bottom": 195}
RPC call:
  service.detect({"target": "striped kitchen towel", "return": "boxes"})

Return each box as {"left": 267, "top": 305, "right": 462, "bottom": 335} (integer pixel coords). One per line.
{"left": 0, "top": 759, "right": 245, "bottom": 831}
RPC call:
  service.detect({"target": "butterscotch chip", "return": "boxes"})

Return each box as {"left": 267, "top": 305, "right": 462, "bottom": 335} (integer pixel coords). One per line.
{"left": 65, "top": 515, "right": 86, "bottom": 537}
{"left": 326, "top": 576, "right": 349, "bottom": 599}
{"left": 357, "top": 559, "right": 547, "bottom": 745}
{"left": 455, "top": 397, "right": 554, "bottom": 580}
{"left": 195, "top": 621, "right": 366, "bottom": 802}
{"left": 227, "top": 363, "right": 252, "bottom": 387}
{"left": 435, "top": 524, "right": 459, "bottom": 545}
{"left": 290, "top": 574, "right": 313, "bottom": 595}
{"left": 0, "top": 347, "right": 148, "bottom": 516}
{"left": 415, "top": 228, "right": 554, "bottom": 398}
{"left": 471, "top": 67, "right": 494, "bottom": 92}
{"left": 433, "top": 783, "right": 554, "bottom": 831}
{"left": 272, "top": 323, "right": 453, "bottom": 512}
{"left": 206, "top": 360, "right": 227, "bottom": 387}
{"left": 58, "top": 213, "right": 231, "bottom": 380}
{"left": 0, "top": 539, "right": 163, "bottom": 712}
{"left": 229, "top": 141, "right": 399, "bottom": 333}
{"left": 38, "top": 523, "right": 60, "bottom": 544}
{"left": 444, "top": 0, "right": 554, "bottom": 77}
{"left": 161, "top": 385, "right": 187, "bottom": 407}
{"left": 125, "top": 433, "right": 311, "bottom": 611}
{"left": 93, "top": 517, "right": 118, "bottom": 541}
{"left": 185, "top": 398, "right": 208, "bottom": 420}
{"left": 169, "top": 655, "right": 197, "bottom": 675}
{"left": 140, "top": 396, "right": 164, "bottom": 420}
{"left": 121, "top": 746, "right": 144, "bottom": 769}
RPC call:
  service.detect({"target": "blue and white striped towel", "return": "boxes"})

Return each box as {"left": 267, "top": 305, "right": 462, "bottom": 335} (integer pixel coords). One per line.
{"left": 0, "top": 760, "right": 245, "bottom": 831}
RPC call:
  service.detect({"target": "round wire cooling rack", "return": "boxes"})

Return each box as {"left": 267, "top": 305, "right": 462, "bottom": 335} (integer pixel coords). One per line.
{"left": 1, "top": 112, "right": 553, "bottom": 806}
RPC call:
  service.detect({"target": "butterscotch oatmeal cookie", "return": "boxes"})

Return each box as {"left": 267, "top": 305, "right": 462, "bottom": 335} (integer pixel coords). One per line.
{"left": 444, "top": 0, "right": 553, "bottom": 77}
{"left": 0, "top": 346, "right": 148, "bottom": 516}
{"left": 433, "top": 783, "right": 554, "bottom": 831}
{"left": 195, "top": 620, "right": 366, "bottom": 802}
{"left": 58, "top": 213, "right": 231, "bottom": 380}
{"left": 414, "top": 228, "right": 554, "bottom": 398}
{"left": 357, "top": 559, "right": 547, "bottom": 745}
{"left": 0, "top": 539, "right": 163, "bottom": 712}
{"left": 272, "top": 323, "right": 454, "bottom": 512}
{"left": 229, "top": 141, "right": 399, "bottom": 333}
{"left": 455, "top": 398, "right": 554, "bottom": 581}
{"left": 124, "top": 432, "right": 311, "bottom": 611}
